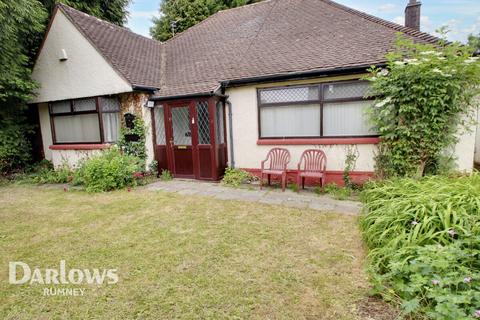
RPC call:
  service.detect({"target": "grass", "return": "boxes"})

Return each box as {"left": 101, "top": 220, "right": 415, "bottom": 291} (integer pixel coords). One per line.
{"left": 0, "top": 185, "right": 379, "bottom": 319}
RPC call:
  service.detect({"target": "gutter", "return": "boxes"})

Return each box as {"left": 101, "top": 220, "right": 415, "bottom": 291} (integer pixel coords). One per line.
{"left": 220, "top": 64, "right": 384, "bottom": 87}
{"left": 226, "top": 99, "right": 235, "bottom": 168}
{"left": 149, "top": 91, "right": 227, "bottom": 101}
{"left": 132, "top": 85, "right": 160, "bottom": 92}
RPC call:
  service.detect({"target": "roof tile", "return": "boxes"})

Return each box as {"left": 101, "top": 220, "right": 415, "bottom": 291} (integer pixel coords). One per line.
{"left": 56, "top": 0, "right": 440, "bottom": 98}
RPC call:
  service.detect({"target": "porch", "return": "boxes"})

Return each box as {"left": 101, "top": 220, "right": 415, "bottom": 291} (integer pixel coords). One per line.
{"left": 151, "top": 97, "right": 227, "bottom": 181}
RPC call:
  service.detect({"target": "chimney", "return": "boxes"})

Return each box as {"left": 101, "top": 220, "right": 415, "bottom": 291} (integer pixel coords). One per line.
{"left": 405, "top": 0, "right": 421, "bottom": 30}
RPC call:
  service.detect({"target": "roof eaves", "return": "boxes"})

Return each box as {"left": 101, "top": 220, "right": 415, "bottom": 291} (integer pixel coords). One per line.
{"left": 220, "top": 63, "right": 384, "bottom": 87}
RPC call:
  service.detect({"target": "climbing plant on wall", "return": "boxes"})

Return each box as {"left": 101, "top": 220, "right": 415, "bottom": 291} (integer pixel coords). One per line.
{"left": 366, "top": 34, "right": 480, "bottom": 178}
{"left": 118, "top": 116, "right": 147, "bottom": 164}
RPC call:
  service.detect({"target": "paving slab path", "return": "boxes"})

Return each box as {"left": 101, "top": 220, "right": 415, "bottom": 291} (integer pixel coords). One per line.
{"left": 147, "top": 180, "right": 362, "bottom": 215}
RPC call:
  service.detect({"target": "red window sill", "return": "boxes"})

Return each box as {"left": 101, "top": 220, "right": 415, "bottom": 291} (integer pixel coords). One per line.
{"left": 257, "top": 137, "right": 380, "bottom": 145}
{"left": 49, "top": 144, "right": 111, "bottom": 150}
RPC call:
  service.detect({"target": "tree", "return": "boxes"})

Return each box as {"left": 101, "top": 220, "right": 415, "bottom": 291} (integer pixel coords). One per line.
{"left": 366, "top": 35, "right": 480, "bottom": 178}
{"left": 0, "top": 0, "right": 131, "bottom": 174}
{"left": 150, "top": 0, "right": 262, "bottom": 41}
{"left": 40, "top": 0, "right": 131, "bottom": 26}
{"left": 0, "top": 0, "right": 47, "bottom": 173}
{"left": 467, "top": 33, "right": 480, "bottom": 52}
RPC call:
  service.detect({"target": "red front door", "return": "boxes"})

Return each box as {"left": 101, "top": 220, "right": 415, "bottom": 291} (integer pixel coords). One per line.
{"left": 166, "top": 102, "right": 195, "bottom": 178}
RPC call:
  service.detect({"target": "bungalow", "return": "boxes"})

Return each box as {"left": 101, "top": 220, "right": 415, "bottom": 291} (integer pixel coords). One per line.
{"left": 30, "top": 0, "right": 478, "bottom": 185}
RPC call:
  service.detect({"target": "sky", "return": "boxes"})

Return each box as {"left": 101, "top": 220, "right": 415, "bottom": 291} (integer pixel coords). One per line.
{"left": 126, "top": 0, "right": 480, "bottom": 43}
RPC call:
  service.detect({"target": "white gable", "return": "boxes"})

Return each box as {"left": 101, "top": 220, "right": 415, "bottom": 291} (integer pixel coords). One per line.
{"left": 31, "top": 10, "right": 132, "bottom": 103}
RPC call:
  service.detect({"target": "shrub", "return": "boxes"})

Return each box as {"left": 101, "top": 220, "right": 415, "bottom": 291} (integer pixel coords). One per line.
{"left": 366, "top": 34, "right": 480, "bottom": 178}
{"left": 360, "top": 174, "right": 480, "bottom": 318}
{"left": 148, "top": 160, "right": 158, "bottom": 175}
{"left": 30, "top": 164, "right": 73, "bottom": 184}
{"left": 322, "top": 183, "right": 353, "bottom": 200}
{"left": 73, "top": 148, "right": 142, "bottom": 192}
{"left": 159, "top": 169, "right": 173, "bottom": 181}
{"left": 221, "top": 168, "right": 253, "bottom": 187}
{"left": 14, "top": 160, "right": 73, "bottom": 184}
{"left": 0, "top": 114, "right": 32, "bottom": 175}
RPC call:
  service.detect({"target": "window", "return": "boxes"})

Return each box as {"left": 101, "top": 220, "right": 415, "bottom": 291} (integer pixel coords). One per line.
{"left": 257, "top": 81, "right": 376, "bottom": 138}
{"left": 50, "top": 96, "right": 121, "bottom": 144}
{"left": 154, "top": 105, "right": 166, "bottom": 145}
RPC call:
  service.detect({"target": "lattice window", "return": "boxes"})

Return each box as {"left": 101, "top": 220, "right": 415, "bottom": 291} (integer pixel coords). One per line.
{"left": 100, "top": 97, "right": 120, "bottom": 112}
{"left": 171, "top": 106, "right": 191, "bottom": 145}
{"left": 323, "top": 81, "right": 370, "bottom": 100}
{"left": 73, "top": 98, "right": 96, "bottom": 112}
{"left": 260, "top": 86, "right": 319, "bottom": 104}
{"left": 196, "top": 101, "right": 210, "bottom": 145}
{"left": 215, "top": 101, "right": 225, "bottom": 144}
{"left": 51, "top": 100, "right": 71, "bottom": 114}
{"left": 154, "top": 105, "right": 166, "bottom": 145}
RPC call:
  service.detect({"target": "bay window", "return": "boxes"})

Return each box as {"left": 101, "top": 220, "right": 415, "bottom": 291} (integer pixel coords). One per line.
{"left": 257, "top": 80, "right": 376, "bottom": 138}
{"left": 50, "top": 96, "right": 120, "bottom": 144}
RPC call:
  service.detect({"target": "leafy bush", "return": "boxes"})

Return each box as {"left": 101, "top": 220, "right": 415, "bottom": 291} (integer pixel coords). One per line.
{"left": 148, "top": 160, "right": 158, "bottom": 175}
{"left": 366, "top": 34, "right": 480, "bottom": 178}
{"left": 360, "top": 174, "right": 480, "bottom": 318}
{"left": 322, "top": 183, "right": 352, "bottom": 200}
{"left": 221, "top": 168, "right": 254, "bottom": 187}
{"left": 73, "top": 148, "right": 143, "bottom": 192}
{"left": 0, "top": 114, "right": 32, "bottom": 175}
{"left": 13, "top": 160, "right": 73, "bottom": 184}
{"left": 30, "top": 164, "right": 73, "bottom": 184}
{"left": 159, "top": 169, "right": 173, "bottom": 181}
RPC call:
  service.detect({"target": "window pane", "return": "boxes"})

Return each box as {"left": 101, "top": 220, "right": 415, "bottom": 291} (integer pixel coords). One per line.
{"left": 73, "top": 98, "right": 96, "bottom": 112}
{"left": 215, "top": 101, "right": 225, "bottom": 144}
{"left": 323, "top": 100, "right": 375, "bottom": 136}
{"left": 260, "top": 104, "right": 320, "bottom": 137}
{"left": 196, "top": 101, "right": 210, "bottom": 144}
{"left": 102, "top": 113, "right": 120, "bottom": 143}
{"left": 260, "top": 86, "right": 319, "bottom": 104}
{"left": 154, "top": 105, "right": 166, "bottom": 145}
{"left": 51, "top": 100, "right": 71, "bottom": 114}
{"left": 323, "top": 81, "right": 370, "bottom": 100}
{"left": 101, "top": 97, "right": 120, "bottom": 112}
{"left": 171, "top": 106, "right": 191, "bottom": 145}
{"left": 54, "top": 114, "right": 101, "bottom": 143}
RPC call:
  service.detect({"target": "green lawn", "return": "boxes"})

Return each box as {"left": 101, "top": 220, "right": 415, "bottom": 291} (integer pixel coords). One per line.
{"left": 0, "top": 185, "right": 382, "bottom": 319}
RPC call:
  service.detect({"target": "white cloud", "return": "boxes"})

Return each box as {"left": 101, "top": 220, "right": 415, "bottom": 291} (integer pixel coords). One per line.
{"left": 379, "top": 3, "right": 397, "bottom": 13}
{"left": 420, "top": 15, "right": 434, "bottom": 33}
{"left": 393, "top": 16, "right": 403, "bottom": 25}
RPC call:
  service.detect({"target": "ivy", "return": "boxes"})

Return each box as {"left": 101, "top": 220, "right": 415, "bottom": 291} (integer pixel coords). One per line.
{"left": 118, "top": 117, "right": 147, "bottom": 165}
{"left": 365, "top": 33, "right": 480, "bottom": 178}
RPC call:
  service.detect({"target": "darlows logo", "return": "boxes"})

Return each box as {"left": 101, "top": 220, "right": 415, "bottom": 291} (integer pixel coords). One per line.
{"left": 9, "top": 260, "right": 118, "bottom": 285}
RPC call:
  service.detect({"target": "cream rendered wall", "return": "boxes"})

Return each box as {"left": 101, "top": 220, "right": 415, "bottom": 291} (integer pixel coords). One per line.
{"left": 226, "top": 76, "right": 477, "bottom": 173}
{"left": 38, "top": 103, "right": 53, "bottom": 161}
{"left": 31, "top": 10, "right": 132, "bottom": 104}
{"left": 142, "top": 106, "right": 155, "bottom": 167}
{"left": 454, "top": 111, "right": 477, "bottom": 172}
{"left": 51, "top": 149, "right": 104, "bottom": 169}
{"left": 225, "top": 75, "right": 377, "bottom": 173}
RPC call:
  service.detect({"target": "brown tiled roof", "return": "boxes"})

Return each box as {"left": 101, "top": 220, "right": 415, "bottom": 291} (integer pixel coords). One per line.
{"left": 58, "top": 3, "right": 163, "bottom": 89}
{"left": 56, "top": 0, "right": 439, "bottom": 98}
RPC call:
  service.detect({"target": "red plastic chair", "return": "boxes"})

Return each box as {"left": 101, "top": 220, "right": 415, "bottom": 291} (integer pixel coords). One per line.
{"left": 260, "top": 148, "right": 291, "bottom": 192}
{"left": 297, "top": 149, "right": 327, "bottom": 191}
